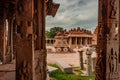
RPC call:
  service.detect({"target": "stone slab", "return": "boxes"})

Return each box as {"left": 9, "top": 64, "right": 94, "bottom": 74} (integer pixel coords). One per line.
{"left": 56, "top": 61, "right": 73, "bottom": 73}
{"left": 47, "top": 66, "right": 58, "bottom": 73}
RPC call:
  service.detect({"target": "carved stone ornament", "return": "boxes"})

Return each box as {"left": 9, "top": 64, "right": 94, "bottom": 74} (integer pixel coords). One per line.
{"left": 18, "top": 61, "right": 32, "bottom": 80}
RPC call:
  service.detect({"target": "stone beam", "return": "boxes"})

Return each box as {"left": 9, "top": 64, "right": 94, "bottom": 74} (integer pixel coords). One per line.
{"left": 46, "top": 0, "right": 60, "bottom": 17}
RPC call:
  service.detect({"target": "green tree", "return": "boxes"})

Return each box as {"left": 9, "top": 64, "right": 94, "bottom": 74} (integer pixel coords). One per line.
{"left": 46, "top": 27, "right": 63, "bottom": 38}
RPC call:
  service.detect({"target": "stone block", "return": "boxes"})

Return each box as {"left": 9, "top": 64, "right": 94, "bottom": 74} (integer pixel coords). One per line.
{"left": 47, "top": 65, "right": 58, "bottom": 73}
{"left": 56, "top": 61, "right": 73, "bottom": 74}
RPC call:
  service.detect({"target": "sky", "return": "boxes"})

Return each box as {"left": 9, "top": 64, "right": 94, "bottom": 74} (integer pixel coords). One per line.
{"left": 46, "top": 0, "right": 98, "bottom": 32}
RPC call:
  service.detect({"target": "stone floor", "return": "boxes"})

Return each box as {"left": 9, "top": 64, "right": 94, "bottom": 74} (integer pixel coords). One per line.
{"left": 47, "top": 53, "right": 80, "bottom": 67}
{"left": 0, "top": 52, "right": 81, "bottom": 80}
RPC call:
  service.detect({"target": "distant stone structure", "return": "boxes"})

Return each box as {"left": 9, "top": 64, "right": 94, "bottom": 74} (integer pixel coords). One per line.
{"left": 46, "top": 38, "right": 55, "bottom": 46}
{"left": 92, "top": 26, "right": 98, "bottom": 45}
{"left": 53, "top": 27, "right": 93, "bottom": 52}
{"left": 68, "top": 28, "right": 93, "bottom": 48}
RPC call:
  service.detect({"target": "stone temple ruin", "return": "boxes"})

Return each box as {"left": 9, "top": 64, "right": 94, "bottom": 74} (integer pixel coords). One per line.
{"left": 53, "top": 28, "right": 93, "bottom": 52}
{"left": 0, "top": 0, "right": 120, "bottom": 80}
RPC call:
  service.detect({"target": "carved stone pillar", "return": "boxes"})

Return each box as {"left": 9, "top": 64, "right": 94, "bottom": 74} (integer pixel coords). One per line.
{"left": 35, "top": 0, "right": 45, "bottom": 50}
{"left": 0, "top": 18, "right": 5, "bottom": 63}
{"left": 106, "top": 0, "right": 120, "bottom": 79}
{"left": 6, "top": 18, "right": 14, "bottom": 63}
{"left": 95, "top": 0, "right": 108, "bottom": 80}
{"left": 15, "top": 0, "right": 36, "bottom": 80}
{"left": 86, "top": 49, "right": 92, "bottom": 76}
{"left": 69, "top": 37, "right": 72, "bottom": 48}
{"left": 88, "top": 38, "right": 90, "bottom": 44}
{"left": 90, "top": 38, "right": 92, "bottom": 44}
{"left": 85, "top": 37, "right": 87, "bottom": 45}
{"left": 33, "top": 0, "right": 47, "bottom": 80}
{"left": 0, "top": 9, "right": 7, "bottom": 64}
{"left": 81, "top": 37, "right": 82, "bottom": 45}
{"left": 78, "top": 51, "right": 84, "bottom": 70}
{"left": 76, "top": 37, "right": 77, "bottom": 47}
{"left": 10, "top": 19, "right": 14, "bottom": 61}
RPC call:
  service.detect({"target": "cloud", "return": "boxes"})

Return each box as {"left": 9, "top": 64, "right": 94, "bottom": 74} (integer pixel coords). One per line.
{"left": 46, "top": 0, "right": 98, "bottom": 32}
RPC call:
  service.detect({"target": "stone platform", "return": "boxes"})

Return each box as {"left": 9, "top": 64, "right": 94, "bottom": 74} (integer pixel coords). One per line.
{"left": 0, "top": 63, "right": 15, "bottom": 80}
{"left": 0, "top": 61, "right": 52, "bottom": 80}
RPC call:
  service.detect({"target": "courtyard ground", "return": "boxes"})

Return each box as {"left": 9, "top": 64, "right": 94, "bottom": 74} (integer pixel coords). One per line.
{"left": 47, "top": 53, "right": 80, "bottom": 67}
{"left": 0, "top": 52, "right": 89, "bottom": 80}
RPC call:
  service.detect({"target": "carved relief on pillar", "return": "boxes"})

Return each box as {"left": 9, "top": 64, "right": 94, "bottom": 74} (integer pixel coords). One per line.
{"left": 106, "top": 49, "right": 119, "bottom": 80}
{"left": 106, "top": 0, "right": 119, "bottom": 79}
{"left": 16, "top": 34, "right": 34, "bottom": 80}
{"left": 17, "top": 0, "right": 32, "bottom": 14}
{"left": 16, "top": 0, "right": 33, "bottom": 20}
{"left": 107, "top": 23, "right": 118, "bottom": 40}
{"left": 95, "top": 49, "right": 106, "bottom": 80}
{"left": 106, "top": 22, "right": 119, "bottom": 79}
{"left": 34, "top": 50, "right": 47, "bottom": 80}
{"left": 109, "top": 0, "right": 117, "bottom": 19}
{"left": 97, "top": 24, "right": 105, "bottom": 40}
{"left": 18, "top": 61, "right": 32, "bottom": 80}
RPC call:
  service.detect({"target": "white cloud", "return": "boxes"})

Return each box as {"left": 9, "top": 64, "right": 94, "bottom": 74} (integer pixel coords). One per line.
{"left": 46, "top": 0, "right": 98, "bottom": 32}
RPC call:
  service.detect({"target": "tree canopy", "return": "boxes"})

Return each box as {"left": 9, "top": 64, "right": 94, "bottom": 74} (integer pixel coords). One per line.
{"left": 46, "top": 27, "right": 63, "bottom": 38}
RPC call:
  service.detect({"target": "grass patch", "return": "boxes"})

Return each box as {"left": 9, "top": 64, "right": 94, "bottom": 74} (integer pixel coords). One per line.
{"left": 48, "top": 64, "right": 59, "bottom": 68}
{"left": 48, "top": 64, "right": 95, "bottom": 80}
